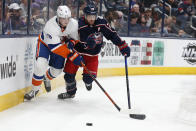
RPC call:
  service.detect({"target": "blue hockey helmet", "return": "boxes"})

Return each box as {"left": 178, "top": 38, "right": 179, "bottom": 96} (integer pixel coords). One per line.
{"left": 83, "top": 3, "right": 98, "bottom": 15}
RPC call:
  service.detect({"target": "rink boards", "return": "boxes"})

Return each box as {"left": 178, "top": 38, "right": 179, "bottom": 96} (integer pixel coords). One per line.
{"left": 0, "top": 37, "right": 196, "bottom": 111}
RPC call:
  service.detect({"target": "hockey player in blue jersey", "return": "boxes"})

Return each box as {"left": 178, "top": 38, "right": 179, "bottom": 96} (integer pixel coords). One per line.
{"left": 58, "top": 3, "right": 131, "bottom": 99}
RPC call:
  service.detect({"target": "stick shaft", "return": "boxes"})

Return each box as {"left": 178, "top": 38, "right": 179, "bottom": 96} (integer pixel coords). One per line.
{"left": 82, "top": 62, "right": 146, "bottom": 120}
{"left": 125, "top": 57, "right": 131, "bottom": 109}
{"left": 81, "top": 63, "right": 121, "bottom": 111}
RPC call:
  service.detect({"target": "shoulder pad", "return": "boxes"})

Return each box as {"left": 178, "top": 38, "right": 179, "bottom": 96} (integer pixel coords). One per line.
{"left": 97, "top": 16, "right": 104, "bottom": 19}
{"left": 96, "top": 17, "right": 107, "bottom": 24}
{"left": 65, "top": 18, "right": 79, "bottom": 40}
{"left": 67, "top": 18, "right": 78, "bottom": 33}
{"left": 69, "top": 18, "right": 78, "bottom": 27}
{"left": 44, "top": 16, "right": 60, "bottom": 35}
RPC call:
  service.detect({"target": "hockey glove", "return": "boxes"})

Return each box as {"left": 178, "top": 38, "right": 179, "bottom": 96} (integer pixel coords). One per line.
{"left": 68, "top": 51, "right": 84, "bottom": 67}
{"left": 61, "top": 37, "right": 77, "bottom": 51}
{"left": 118, "top": 41, "right": 131, "bottom": 57}
{"left": 85, "top": 33, "right": 103, "bottom": 49}
{"left": 66, "top": 40, "right": 77, "bottom": 51}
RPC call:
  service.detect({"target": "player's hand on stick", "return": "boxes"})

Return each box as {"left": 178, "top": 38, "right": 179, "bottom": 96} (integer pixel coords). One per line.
{"left": 118, "top": 41, "right": 130, "bottom": 57}
{"left": 68, "top": 51, "right": 84, "bottom": 67}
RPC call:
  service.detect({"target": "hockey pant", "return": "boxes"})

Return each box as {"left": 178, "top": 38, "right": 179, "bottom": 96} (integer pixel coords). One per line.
{"left": 63, "top": 55, "right": 98, "bottom": 95}
{"left": 32, "top": 41, "right": 65, "bottom": 90}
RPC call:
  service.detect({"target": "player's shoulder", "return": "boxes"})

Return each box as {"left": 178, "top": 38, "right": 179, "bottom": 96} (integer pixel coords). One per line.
{"left": 69, "top": 18, "right": 78, "bottom": 26}
{"left": 178, "top": 1, "right": 184, "bottom": 6}
{"left": 95, "top": 16, "right": 107, "bottom": 25}
{"left": 44, "top": 16, "right": 60, "bottom": 35}
{"left": 44, "top": 16, "right": 57, "bottom": 28}
{"left": 66, "top": 18, "right": 78, "bottom": 33}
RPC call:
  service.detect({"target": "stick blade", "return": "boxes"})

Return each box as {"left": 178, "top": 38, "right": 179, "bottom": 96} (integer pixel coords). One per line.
{"left": 129, "top": 114, "right": 146, "bottom": 120}
{"left": 120, "top": 109, "right": 146, "bottom": 120}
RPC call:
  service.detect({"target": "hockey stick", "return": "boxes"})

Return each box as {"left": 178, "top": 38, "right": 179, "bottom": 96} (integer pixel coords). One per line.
{"left": 125, "top": 56, "right": 146, "bottom": 120}
{"left": 81, "top": 62, "right": 144, "bottom": 119}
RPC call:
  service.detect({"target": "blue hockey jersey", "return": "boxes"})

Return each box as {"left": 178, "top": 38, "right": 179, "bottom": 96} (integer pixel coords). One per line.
{"left": 75, "top": 16, "right": 125, "bottom": 55}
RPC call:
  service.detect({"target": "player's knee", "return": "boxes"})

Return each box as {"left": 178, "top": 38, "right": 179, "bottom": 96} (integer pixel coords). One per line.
{"left": 83, "top": 74, "right": 95, "bottom": 84}
{"left": 34, "top": 57, "right": 48, "bottom": 76}
{"left": 49, "top": 67, "right": 62, "bottom": 78}
{"left": 64, "top": 73, "right": 76, "bottom": 83}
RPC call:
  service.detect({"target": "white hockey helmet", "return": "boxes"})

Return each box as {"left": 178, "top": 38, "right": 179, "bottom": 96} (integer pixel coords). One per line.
{"left": 57, "top": 5, "right": 71, "bottom": 19}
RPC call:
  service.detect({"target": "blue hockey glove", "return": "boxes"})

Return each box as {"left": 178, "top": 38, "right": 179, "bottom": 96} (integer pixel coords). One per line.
{"left": 68, "top": 51, "right": 84, "bottom": 67}
{"left": 118, "top": 41, "right": 130, "bottom": 57}
{"left": 66, "top": 40, "right": 76, "bottom": 51}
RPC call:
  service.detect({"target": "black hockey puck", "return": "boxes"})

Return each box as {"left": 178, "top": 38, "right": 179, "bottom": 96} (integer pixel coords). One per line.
{"left": 86, "top": 123, "right": 93, "bottom": 126}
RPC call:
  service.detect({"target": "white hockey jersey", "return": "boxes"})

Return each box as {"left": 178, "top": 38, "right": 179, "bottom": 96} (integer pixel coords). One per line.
{"left": 41, "top": 16, "right": 79, "bottom": 45}
{"left": 38, "top": 16, "right": 79, "bottom": 58}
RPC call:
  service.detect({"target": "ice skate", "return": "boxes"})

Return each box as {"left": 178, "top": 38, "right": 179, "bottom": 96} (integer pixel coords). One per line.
{"left": 58, "top": 92, "right": 75, "bottom": 99}
{"left": 85, "top": 83, "right": 92, "bottom": 91}
{"left": 24, "top": 90, "right": 39, "bottom": 101}
{"left": 43, "top": 76, "right": 51, "bottom": 92}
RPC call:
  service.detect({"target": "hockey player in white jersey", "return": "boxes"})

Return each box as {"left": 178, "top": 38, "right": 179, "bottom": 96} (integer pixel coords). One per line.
{"left": 24, "top": 5, "right": 83, "bottom": 100}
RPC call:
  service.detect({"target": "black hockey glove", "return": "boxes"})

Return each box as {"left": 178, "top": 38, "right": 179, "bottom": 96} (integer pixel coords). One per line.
{"left": 118, "top": 41, "right": 130, "bottom": 57}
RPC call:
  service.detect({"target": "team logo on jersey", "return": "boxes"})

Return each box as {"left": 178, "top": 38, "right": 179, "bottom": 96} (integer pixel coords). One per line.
{"left": 182, "top": 43, "right": 196, "bottom": 65}
{"left": 46, "top": 34, "right": 52, "bottom": 39}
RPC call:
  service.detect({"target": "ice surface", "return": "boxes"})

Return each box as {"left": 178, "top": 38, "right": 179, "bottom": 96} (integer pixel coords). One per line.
{"left": 0, "top": 75, "right": 196, "bottom": 131}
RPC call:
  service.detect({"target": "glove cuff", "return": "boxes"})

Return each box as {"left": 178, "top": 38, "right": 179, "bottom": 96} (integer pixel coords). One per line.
{"left": 69, "top": 40, "right": 79, "bottom": 46}
{"left": 118, "top": 41, "right": 128, "bottom": 50}
{"left": 69, "top": 52, "right": 79, "bottom": 62}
